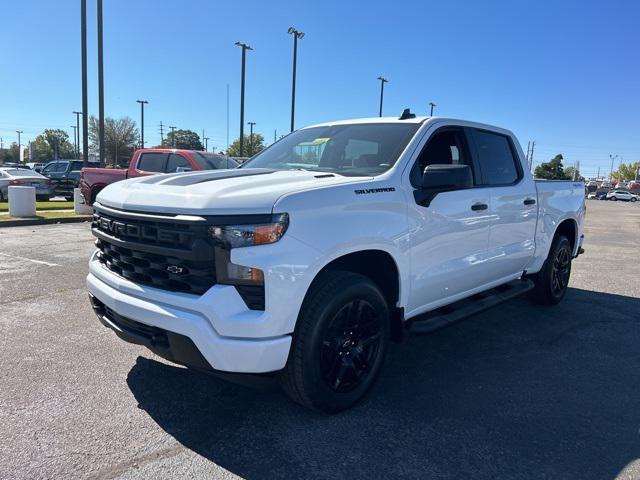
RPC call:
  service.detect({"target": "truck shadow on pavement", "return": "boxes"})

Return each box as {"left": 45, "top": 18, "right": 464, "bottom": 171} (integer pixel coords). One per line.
{"left": 126, "top": 287, "right": 640, "bottom": 479}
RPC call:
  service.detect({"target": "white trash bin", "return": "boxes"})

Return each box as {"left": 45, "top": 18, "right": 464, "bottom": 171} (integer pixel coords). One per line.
{"left": 74, "top": 188, "right": 93, "bottom": 215}
{"left": 8, "top": 186, "right": 36, "bottom": 217}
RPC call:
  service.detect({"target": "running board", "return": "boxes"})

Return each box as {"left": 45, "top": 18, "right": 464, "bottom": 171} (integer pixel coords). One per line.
{"left": 408, "top": 279, "right": 534, "bottom": 335}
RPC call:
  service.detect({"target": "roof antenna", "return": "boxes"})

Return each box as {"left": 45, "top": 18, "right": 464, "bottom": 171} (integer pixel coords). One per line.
{"left": 399, "top": 108, "right": 416, "bottom": 120}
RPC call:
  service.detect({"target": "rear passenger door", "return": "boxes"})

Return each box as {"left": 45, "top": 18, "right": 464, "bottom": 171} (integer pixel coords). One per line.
{"left": 469, "top": 129, "right": 537, "bottom": 279}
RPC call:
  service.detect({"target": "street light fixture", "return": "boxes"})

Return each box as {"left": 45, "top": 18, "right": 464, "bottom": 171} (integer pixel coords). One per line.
{"left": 235, "top": 41, "right": 253, "bottom": 157}
{"left": 429, "top": 102, "right": 436, "bottom": 116}
{"left": 288, "top": 27, "right": 304, "bottom": 132}
{"left": 377, "top": 76, "right": 388, "bottom": 117}
{"left": 136, "top": 100, "right": 149, "bottom": 149}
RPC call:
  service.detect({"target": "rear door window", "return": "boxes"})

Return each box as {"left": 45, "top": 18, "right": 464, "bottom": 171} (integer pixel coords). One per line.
{"left": 137, "top": 153, "right": 168, "bottom": 172}
{"left": 165, "top": 154, "right": 191, "bottom": 173}
{"left": 471, "top": 130, "right": 520, "bottom": 185}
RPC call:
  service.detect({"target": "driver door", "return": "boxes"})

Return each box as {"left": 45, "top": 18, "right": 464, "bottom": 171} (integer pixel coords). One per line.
{"left": 405, "top": 127, "right": 494, "bottom": 316}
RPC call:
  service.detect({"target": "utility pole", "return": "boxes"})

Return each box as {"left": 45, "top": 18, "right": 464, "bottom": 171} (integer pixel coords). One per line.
{"left": 71, "top": 125, "right": 78, "bottom": 156}
{"left": 525, "top": 141, "right": 531, "bottom": 166}
{"left": 609, "top": 154, "right": 619, "bottom": 180}
{"left": 274, "top": 129, "right": 277, "bottom": 143}
{"left": 202, "top": 129, "right": 205, "bottom": 150}
{"left": 159, "top": 121, "right": 164, "bottom": 145}
{"left": 204, "top": 137, "right": 209, "bottom": 151}
{"left": 0, "top": 137, "right": 3, "bottom": 150}
{"left": 73, "top": 111, "right": 82, "bottom": 157}
{"left": 235, "top": 42, "right": 252, "bottom": 157}
{"left": 248, "top": 121, "right": 256, "bottom": 156}
{"left": 429, "top": 102, "right": 436, "bottom": 116}
{"left": 80, "top": 0, "right": 88, "bottom": 165}
{"left": 169, "top": 126, "right": 176, "bottom": 147}
{"left": 288, "top": 27, "right": 304, "bottom": 132}
{"left": 529, "top": 141, "right": 535, "bottom": 172}
{"left": 597, "top": 166, "right": 600, "bottom": 180}
{"left": 136, "top": 100, "right": 148, "bottom": 149}
{"left": 377, "top": 76, "right": 388, "bottom": 117}
{"left": 226, "top": 83, "right": 230, "bottom": 152}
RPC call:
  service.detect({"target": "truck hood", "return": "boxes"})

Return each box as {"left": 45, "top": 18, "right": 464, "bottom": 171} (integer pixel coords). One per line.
{"left": 96, "top": 168, "right": 368, "bottom": 215}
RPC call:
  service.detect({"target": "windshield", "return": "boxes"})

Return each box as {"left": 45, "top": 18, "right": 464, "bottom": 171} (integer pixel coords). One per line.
{"left": 242, "top": 123, "right": 420, "bottom": 176}
{"left": 191, "top": 152, "right": 239, "bottom": 170}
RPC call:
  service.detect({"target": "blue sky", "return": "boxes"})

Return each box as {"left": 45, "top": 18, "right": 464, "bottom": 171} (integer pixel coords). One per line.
{"left": 1, "top": 0, "right": 638, "bottom": 177}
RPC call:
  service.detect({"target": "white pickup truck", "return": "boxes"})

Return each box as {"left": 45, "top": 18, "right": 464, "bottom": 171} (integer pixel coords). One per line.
{"left": 87, "top": 112, "right": 585, "bottom": 412}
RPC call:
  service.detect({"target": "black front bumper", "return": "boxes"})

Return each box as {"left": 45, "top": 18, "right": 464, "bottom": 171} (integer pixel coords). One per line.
{"left": 89, "top": 294, "right": 279, "bottom": 388}
{"left": 89, "top": 294, "right": 212, "bottom": 371}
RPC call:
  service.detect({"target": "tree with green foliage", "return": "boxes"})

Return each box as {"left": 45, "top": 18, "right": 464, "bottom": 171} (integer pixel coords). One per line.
{"left": 612, "top": 161, "right": 640, "bottom": 181}
{"left": 226, "top": 133, "right": 265, "bottom": 157}
{"left": 0, "top": 142, "right": 21, "bottom": 163}
{"left": 161, "top": 129, "right": 203, "bottom": 150}
{"left": 564, "top": 166, "right": 584, "bottom": 181}
{"left": 89, "top": 116, "right": 139, "bottom": 165}
{"left": 534, "top": 154, "right": 571, "bottom": 180}
{"left": 43, "top": 129, "right": 75, "bottom": 159}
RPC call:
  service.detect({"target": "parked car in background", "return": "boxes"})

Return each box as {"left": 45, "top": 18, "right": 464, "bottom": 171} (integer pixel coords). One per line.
{"left": 25, "top": 162, "right": 45, "bottom": 173}
{"left": 80, "top": 149, "right": 238, "bottom": 206}
{"left": 0, "top": 168, "right": 56, "bottom": 201}
{"left": 0, "top": 163, "right": 30, "bottom": 170}
{"left": 606, "top": 190, "right": 639, "bottom": 202}
{"left": 41, "top": 159, "right": 85, "bottom": 200}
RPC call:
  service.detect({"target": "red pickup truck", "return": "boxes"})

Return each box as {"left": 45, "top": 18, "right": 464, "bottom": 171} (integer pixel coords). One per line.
{"left": 80, "top": 148, "right": 238, "bottom": 206}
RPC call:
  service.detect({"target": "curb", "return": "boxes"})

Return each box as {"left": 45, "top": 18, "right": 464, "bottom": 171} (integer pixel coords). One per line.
{"left": 0, "top": 215, "right": 93, "bottom": 228}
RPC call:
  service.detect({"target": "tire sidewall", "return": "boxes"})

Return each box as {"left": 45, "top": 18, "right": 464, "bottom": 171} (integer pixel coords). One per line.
{"left": 545, "top": 235, "right": 572, "bottom": 303}
{"left": 300, "top": 277, "right": 389, "bottom": 412}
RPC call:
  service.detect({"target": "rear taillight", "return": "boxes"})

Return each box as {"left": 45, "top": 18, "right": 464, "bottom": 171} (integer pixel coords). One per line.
{"left": 9, "top": 180, "right": 25, "bottom": 186}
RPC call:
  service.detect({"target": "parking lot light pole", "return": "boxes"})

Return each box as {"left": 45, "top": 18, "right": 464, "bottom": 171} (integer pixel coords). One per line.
{"left": 16, "top": 130, "right": 23, "bottom": 162}
{"left": 136, "top": 100, "right": 148, "bottom": 149}
{"left": 288, "top": 27, "right": 304, "bottom": 132}
{"left": 429, "top": 102, "right": 436, "bottom": 116}
{"left": 377, "top": 76, "right": 388, "bottom": 117}
{"left": 80, "top": 0, "right": 88, "bottom": 166}
{"left": 609, "top": 154, "right": 619, "bottom": 180}
{"left": 248, "top": 121, "right": 256, "bottom": 156}
{"left": 235, "top": 42, "right": 253, "bottom": 157}
{"left": 70, "top": 125, "right": 78, "bottom": 155}
{"left": 169, "top": 126, "right": 176, "bottom": 147}
{"left": 73, "top": 111, "right": 82, "bottom": 157}
{"left": 204, "top": 137, "right": 209, "bottom": 151}
{"left": 97, "top": 0, "right": 105, "bottom": 164}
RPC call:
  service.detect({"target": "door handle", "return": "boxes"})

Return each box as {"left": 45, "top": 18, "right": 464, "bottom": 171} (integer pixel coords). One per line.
{"left": 471, "top": 203, "right": 488, "bottom": 211}
{"left": 524, "top": 198, "right": 536, "bottom": 205}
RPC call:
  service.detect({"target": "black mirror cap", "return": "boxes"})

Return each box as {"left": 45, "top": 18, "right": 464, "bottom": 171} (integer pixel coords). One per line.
{"left": 421, "top": 164, "right": 473, "bottom": 190}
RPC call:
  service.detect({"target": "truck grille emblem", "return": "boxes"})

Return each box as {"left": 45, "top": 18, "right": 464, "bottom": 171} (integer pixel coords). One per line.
{"left": 166, "top": 265, "right": 185, "bottom": 274}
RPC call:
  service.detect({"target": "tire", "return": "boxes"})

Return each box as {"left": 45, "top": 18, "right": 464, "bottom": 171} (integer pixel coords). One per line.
{"left": 631, "top": 197, "right": 637, "bottom": 202}
{"left": 528, "top": 234, "right": 572, "bottom": 305}
{"left": 280, "top": 271, "right": 389, "bottom": 413}
{"left": 65, "top": 196, "right": 73, "bottom": 202}
{"left": 611, "top": 196, "right": 617, "bottom": 201}
{"left": 36, "top": 195, "right": 51, "bottom": 202}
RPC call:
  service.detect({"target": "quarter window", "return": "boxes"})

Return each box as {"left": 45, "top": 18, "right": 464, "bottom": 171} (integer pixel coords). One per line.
{"left": 137, "top": 153, "right": 167, "bottom": 172}
{"left": 472, "top": 130, "right": 520, "bottom": 185}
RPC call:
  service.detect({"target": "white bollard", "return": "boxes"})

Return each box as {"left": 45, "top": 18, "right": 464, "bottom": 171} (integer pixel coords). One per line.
{"left": 8, "top": 186, "right": 36, "bottom": 217}
{"left": 74, "top": 188, "right": 93, "bottom": 215}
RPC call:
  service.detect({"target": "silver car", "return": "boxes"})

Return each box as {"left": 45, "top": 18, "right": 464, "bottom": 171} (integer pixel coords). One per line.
{"left": 0, "top": 168, "right": 56, "bottom": 201}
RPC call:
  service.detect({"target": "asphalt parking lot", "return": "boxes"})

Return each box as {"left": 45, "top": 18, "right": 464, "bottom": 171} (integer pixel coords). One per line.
{"left": 1, "top": 200, "right": 639, "bottom": 479}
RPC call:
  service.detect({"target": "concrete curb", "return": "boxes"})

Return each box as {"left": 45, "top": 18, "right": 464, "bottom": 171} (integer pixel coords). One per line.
{"left": 0, "top": 215, "right": 92, "bottom": 228}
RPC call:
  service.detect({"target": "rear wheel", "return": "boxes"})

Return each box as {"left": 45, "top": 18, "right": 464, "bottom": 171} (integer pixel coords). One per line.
{"left": 611, "top": 196, "right": 617, "bottom": 201}
{"left": 280, "top": 271, "right": 389, "bottom": 413}
{"left": 529, "top": 234, "right": 572, "bottom": 305}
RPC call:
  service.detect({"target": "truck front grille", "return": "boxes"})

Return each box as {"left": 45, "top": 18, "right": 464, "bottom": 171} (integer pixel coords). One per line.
{"left": 92, "top": 208, "right": 216, "bottom": 295}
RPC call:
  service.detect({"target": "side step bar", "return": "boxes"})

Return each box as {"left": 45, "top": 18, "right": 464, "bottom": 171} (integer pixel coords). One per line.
{"left": 408, "top": 279, "right": 534, "bottom": 335}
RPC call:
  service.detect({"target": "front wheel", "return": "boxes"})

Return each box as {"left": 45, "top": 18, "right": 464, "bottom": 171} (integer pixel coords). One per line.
{"left": 611, "top": 196, "right": 617, "bottom": 201}
{"left": 280, "top": 271, "right": 389, "bottom": 413}
{"left": 631, "top": 197, "right": 637, "bottom": 202}
{"left": 528, "top": 234, "right": 572, "bottom": 305}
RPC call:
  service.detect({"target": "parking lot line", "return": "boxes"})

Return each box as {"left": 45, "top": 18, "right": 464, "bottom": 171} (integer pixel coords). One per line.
{"left": 0, "top": 252, "right": 60, "bottom": 267}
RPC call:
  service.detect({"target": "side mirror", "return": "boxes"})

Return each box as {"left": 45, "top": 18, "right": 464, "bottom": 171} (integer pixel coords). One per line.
{"left": 415, "top": 164, "right": 473, "bottom": 207}
{"left": 175, "top": 166, "right": 192, "bottom": 173}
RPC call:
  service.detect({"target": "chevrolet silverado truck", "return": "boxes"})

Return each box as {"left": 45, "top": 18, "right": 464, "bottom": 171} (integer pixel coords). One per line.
{"left": 80, "top": 149, "right": 238, "bottom": 206}
{"left": 87, "top": 113, "right": 585, "bottom": 412}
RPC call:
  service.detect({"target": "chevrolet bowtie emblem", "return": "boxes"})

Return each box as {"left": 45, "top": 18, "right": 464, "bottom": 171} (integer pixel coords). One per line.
{"left": 166, "top": 265, "right": 184, "bottom": 274}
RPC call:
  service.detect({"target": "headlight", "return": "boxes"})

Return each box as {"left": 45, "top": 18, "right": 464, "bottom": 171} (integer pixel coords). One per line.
{"left": 208, "top": 213, "right": 289, "bottom": 248}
